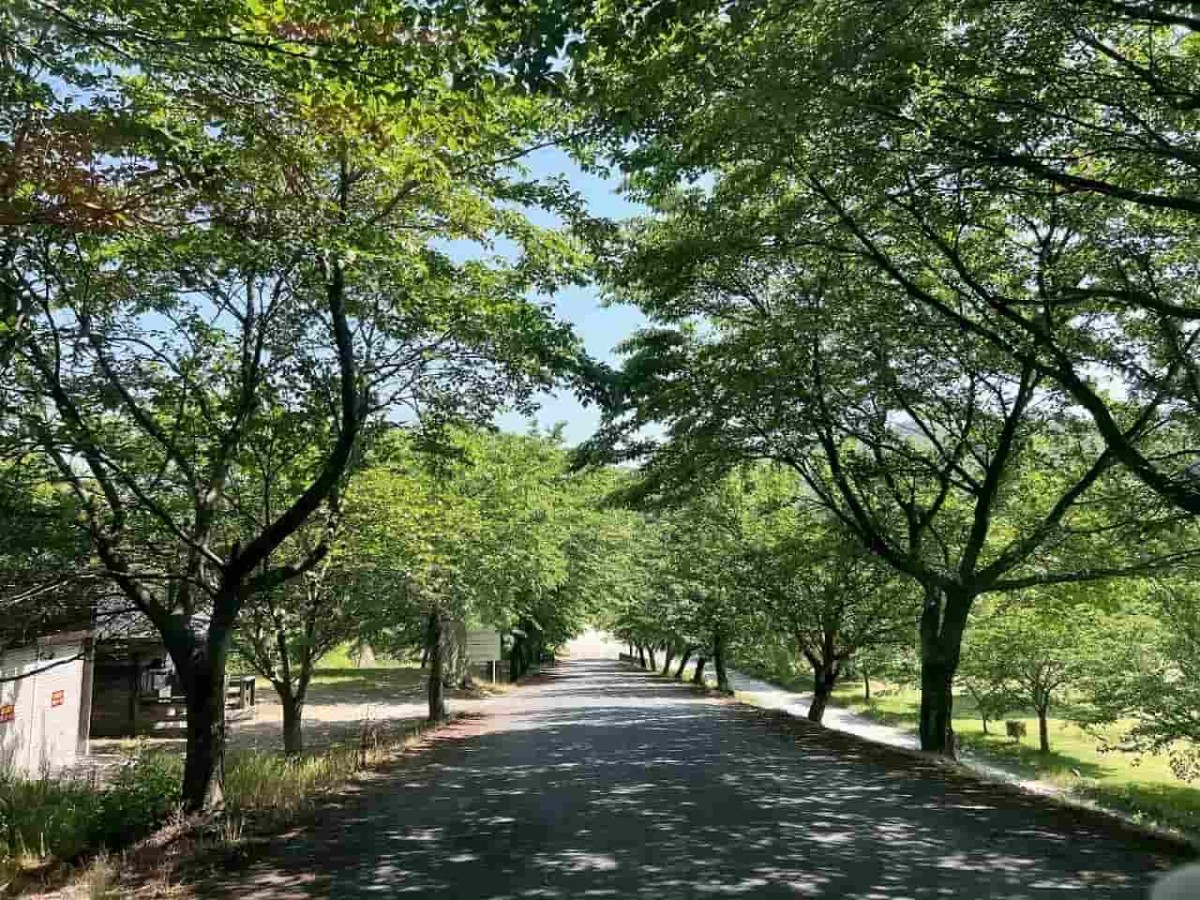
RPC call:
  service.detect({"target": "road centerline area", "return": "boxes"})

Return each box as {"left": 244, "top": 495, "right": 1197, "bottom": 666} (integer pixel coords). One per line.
{"left": 208, "top": 657, "right": 1188, "bottom": 899}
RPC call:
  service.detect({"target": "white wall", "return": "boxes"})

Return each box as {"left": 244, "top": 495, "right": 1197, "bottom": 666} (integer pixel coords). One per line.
{"left": 0, "top": 636, "right": 88, "bottom": 777}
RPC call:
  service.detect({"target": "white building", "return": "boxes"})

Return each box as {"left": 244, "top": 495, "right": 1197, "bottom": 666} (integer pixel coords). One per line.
{"left": 0, "top": 632, "right": 92, "bottom": 776}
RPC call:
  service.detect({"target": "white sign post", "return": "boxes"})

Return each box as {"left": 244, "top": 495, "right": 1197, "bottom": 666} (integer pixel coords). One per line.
{"left": 465, "top": 629, "right": 501, "bottom": 682}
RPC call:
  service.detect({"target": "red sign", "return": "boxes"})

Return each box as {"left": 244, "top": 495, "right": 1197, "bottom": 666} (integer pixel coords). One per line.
{"left": 50, "top": 690, "right": 64, "bottom": 708}
{"left": 0, "top": 704, "right": 13, "bottom": 723}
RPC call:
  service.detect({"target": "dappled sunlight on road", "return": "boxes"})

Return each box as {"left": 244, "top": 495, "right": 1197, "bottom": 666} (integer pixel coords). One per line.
{"left": 200, "top": 659, "right": 1189, "bottom": 899}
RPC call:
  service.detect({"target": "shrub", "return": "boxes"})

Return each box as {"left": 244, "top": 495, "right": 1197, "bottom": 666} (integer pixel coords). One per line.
{"left": 0, "top": 752, "right": 181, "bottom": 871}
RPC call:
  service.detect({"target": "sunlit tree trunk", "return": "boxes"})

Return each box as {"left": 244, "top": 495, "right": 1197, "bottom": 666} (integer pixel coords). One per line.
{"left": 281, "top": 688, "right": 304, "bottom": 755}
{"left": 807, "top": 661, "right": 839, "bottom": 723}
{"left": 1036, "top": 699, "right": 1051, "bottom": 753}
{"left": 427, "top": 612, "right": 447, "bottom": 722}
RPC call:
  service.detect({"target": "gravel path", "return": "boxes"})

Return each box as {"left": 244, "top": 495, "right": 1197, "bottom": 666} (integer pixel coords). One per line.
{"left": 80, "top": 672, "right": 495, "bottom": 780}
{"left": 199, "top": 656, "right": 1190, "bottom": 899}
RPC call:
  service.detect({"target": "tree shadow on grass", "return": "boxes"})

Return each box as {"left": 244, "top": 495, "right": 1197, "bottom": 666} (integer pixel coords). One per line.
{"left": 1078, "top": 781, "right": 1200, "bottom": 839}
{"left": 836, "top": 693, "right": 1113, "bottom": 782}
{"left": 955, "top": 732, "right": 1109, "bottom": 781}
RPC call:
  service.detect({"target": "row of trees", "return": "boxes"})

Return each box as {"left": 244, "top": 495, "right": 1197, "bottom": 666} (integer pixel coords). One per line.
{"left": 232, "top": 427, "right": 632, "bottom": 753}
{"left": 605, "top": 467, "right": 915, "bottom": 723}
{"left": 9, "top": 0, "right": 1200, "bottom": 812}
{"left": 609, "top": 463, "right": 1200, "bottom": 778}
{"left": 570, "top": 0, "right": 1200, "bottom": 760}
{"left": 1, "top": 0, "right": 589, "bottom": 810}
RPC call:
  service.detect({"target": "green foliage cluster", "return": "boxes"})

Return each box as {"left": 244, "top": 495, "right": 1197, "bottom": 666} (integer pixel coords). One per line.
{"left": 0, "top": 753, "right": 180, "bottom": 867}
{"left": 569, "top": 0, "right": 1200, "bottom": 759}
{"left": 607, "top": 464, "right": 917, "bottom": 713}
{"left": 8, "top": 0, "right": 1200, "bottom": 828}
{"left": 341, "top": 427, "right": 645, "bottom": 685}
{"left": 1, "top": 0, "right": 588, "bottom": 805}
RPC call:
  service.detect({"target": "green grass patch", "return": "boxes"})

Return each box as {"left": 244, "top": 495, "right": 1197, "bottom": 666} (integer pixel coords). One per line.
{"left": 315, "top": 643, "right": 408, "bottom": 671}
{"left": 830, "top": 681, "right": 1200, "bottom": 839}
{"left": 1075, "top": 781, "right": 1200, "bottom": 838}
{"left": 223, "top": 718, "right": 428, "bottom": 816}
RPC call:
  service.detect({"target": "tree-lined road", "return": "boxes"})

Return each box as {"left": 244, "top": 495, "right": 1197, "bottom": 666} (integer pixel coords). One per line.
{"left": 208, "top": 657, "right": 1186, "bottom": 899}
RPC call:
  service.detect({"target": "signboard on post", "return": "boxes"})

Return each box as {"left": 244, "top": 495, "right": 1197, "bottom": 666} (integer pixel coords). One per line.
{"left": 465, "top": 629, "right": 501, "bottom": 662}
{"left": 465, "top": 629, "right": 501, "bottom": 683}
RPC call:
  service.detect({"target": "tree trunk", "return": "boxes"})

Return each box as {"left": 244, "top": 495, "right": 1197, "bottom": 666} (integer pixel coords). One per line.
{"left": 661, "top": 646, "right": 675, "bottom": 676}
{"left": 281, "top": 649, "right": 316, "bottom": 756}
{"left": 918, "top": 644, "right": 955, "bottom": 756}
{"left": 692, "top": 657, "right": 707, "bottom": 685}
{"left": 647, "top": 647, "right": 657, "bottom": 671}
{"left": 174, "top": 632, "right": 230, "bottom": 812}
{"left": 713, "top": 627, "right": 729, "bottom": 692}
{"left": 509, "top": 638, "right": 525, "bottom": 682}
{"left": 443, "top": 629, "right": 459, "bottom": 687}
{"left": 427, "top": 613, "right": 447, "bottom": 722}
{"left": 282, "top": 692, "right": 304, "bottom": 755}
{"left": 808, "top": 664, "right": 837, "bottom": 723}
{"left": 862, "top": 669, "right": 871, "bottom": 702}
{"left": 674, "top": 647, "right": 693, "bottom": 680}
{"left": 917, "top": 587, "right": 970, "bottom": 757}
{"left": 637, "top": 644, "right": 646, "bottom": 668}
{"left": 981, "top": 716, "right": 989, "bottom": 736}
{"left": 1037, "top": 706, "right": 1050, "bottom": 753}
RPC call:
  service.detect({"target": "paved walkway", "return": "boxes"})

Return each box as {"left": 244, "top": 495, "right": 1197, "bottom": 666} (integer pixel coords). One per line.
{"left": 669, "top": 660, "right": 1066, "bottom": 796}
{"left": 202, "top": 655, "right": 1188, "bottom": 898}
{"left": 705, "top": 665, "right": 920, "bottom": 750}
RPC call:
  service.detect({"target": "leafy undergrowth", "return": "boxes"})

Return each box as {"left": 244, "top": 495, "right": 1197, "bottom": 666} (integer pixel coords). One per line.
{"left": 4, "top": 717, "right": 440, "bottom": 896}
{"left": 830, "top": 683, "right": 1200, "bottom": 841}
{"left": 0, "top": 754, "right": 181, "bottom": 890}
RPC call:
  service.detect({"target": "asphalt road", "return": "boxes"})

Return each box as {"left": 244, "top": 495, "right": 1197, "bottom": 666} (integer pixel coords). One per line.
{"left": 208, "top": 657, "right": 1190, "bottom": 899}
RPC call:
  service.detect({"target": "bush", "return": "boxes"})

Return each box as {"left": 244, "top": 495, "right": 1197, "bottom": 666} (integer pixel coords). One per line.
{"left": 224, "top": 747, "right": 362, "bottom": 814}
{"left": 0, "top": 752, "right": 181, "bottom": 871}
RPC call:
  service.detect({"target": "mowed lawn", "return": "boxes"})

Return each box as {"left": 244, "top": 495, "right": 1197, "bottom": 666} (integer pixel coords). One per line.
{"left": 830, "top": 680, "right": 1200, "bottom": 839}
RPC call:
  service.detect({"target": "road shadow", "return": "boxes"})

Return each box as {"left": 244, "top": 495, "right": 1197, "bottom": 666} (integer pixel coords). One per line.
{"left": 194, "top": 658, "right": 1191, "bottom": 899}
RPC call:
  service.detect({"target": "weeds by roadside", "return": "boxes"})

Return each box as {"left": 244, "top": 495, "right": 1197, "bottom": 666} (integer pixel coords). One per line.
{"left": 5, "top": 716, "right": 438, "bottom": 897}
{"left": 0, "top": 753, "right": 181, "bottom": 890}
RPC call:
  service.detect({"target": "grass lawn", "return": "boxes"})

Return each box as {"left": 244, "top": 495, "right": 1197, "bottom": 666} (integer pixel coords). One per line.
{"left": 315, "top": 642, "right": 409, "bottom": 671}
{"left": 305, "top": 664, "right": 509, "bottom": 705}
{"left": 833, "top": 681, "right": 1200, "bottom": 840}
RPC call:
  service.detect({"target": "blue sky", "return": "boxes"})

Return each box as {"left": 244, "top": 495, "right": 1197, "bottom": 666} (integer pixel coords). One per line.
{"left": 490, "top": 148, "right": 648, "bottom": 446}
